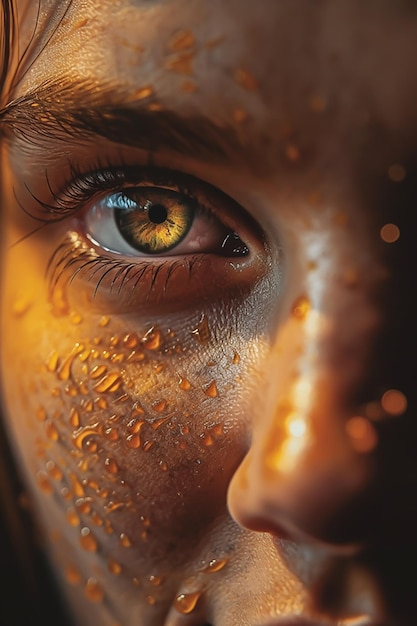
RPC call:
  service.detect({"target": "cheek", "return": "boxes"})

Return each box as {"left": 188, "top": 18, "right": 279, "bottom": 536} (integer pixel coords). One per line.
{"left": 0, "top": 248, "right": 269, "bottom": 605}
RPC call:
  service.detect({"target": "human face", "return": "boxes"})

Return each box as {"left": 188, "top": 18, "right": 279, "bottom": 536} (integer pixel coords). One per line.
{"left": 0, "top": 1, "right": 416, "bottom": 625}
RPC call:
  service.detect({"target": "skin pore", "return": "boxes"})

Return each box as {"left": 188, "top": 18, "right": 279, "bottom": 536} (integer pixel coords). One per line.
{"left": 0, "top": 1, "right": 416, "bottom": 625}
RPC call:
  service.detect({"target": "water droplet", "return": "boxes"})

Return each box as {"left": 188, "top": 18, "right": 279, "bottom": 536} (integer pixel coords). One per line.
{"left": 128, "top": 419, "right": 144, "bottom": 433}
{"left": 65, "top": 565, "right": 81, "bottom": 585}
{"left": 73, "top": 423, "right": 103, "bottom": 450}
{"left": 178, "top": 376, "right": 191, "bottom": 391}
{"left": 202, "top": 558, "right": 228, "bottom": 573}
{"left": 46, "top": 460, "right": 63, "bottom": 481}
{"left": 70, "top": 311, "right": 83, "bottom": 325}
{"left": 147, "top": 595, "right": 156, "bottom": 606}
{"left": 66, "top": 508, "right": 80, "bottom": 527}
{"left": 36, "top": 406, "right": 47, "bottom": 422}
{"left": 69, "top": 408, "right": 80, "bottom": 428}
{"left": 105, "top": 501, "right": 126, "bottom": 513}
{"left": 89, "top": 365, "right": 108, "bottom": 380}
{"left": 174, "top": 591, "right": 202, "bottom": 614}
{"left": 104, "top": 426, "right": 119, "bottom": 441}
{"left": 165, "top": 50, "right": 194, "bottom": 75}
{"left": 95, "top": 397, "right": 108, "bottom": 410}
{"left": 152, "top": 416, "right": 170, "bottom": 430}
{"left": 126, "top": 433, "right": 141, "bottom": 448}
{"left": 292, "top": 296, "right": 311, "bottom": 320}
{"left": 120, "top": 532, "right": 132, "bottom": 548}
{"left": 234, "top": 67, "right": 258, "bottom": 91}
{"left": 104, "top": 457, "right": 119, "bottom": 474}
{"left": 153, "top": 399, "right": 167, "bottom": 413}
{"left": 91, "top": 511, "right": 104, "bottom": 526}
{"left": 203, "top": 381, "right": 218, "bottom": 398}
{"left": 200, "top": 432, "right": 214, "bottom": 446}
{"left": 84, "top": 577, "right": 104, "bottom": 603}
{"left": 45, "top": 420, "right": 59, "bottom": 441}
{"left": 69, "top": 472, "right": 85, "bottom": 497}
{"left": 108, "top": 559, "right": 122, "bottom": 575}
{"left": 191, "top": 315, "right": 210, "bottom": 344}
{"left": 64, "top": 384, "right": 78, "bottom": 397}
{"left": 169, "top": 29, "right": 195, "bottom": 51}
{"left": 110, "top": 352, "right": 125, "bottom": 364}
{"left": 123, "top": 333, "right": 139, "bottom": 350}
{"left": 57, "top": 344, "right": 84, "bottom": 381}
{"left": 99, "top": 316, "right": 110, "bottom": 327}
{"left": 12, "top": 293, "right": 33, "bottom": 317}
{"left": 134, "top": 85, "right": 154, "bottom": 100}
{"left": 149, "top": 575, "right": 164, "bottom": 586}
{"left": 143, "top": 441, "right": 154, "bottom": 452}
{"left": 109, "top": 335, "right": 119, "bottom": 347}
{"left": 141, "top": 326, "right": 162, "bottom": 350}
{"left": 79, "top": 527, "right": 98, "bottom": 552}
{"left": 75, "top": 497, "right": 92, "bottom": 514}
{"left": 46, "top": 351, "right": 60, "bottom": 373}
{"left": 93, "top": 372, "right": 122, "bottom": 393}
{"left": 36, "top": 471, "right": 53, "bottom": 494}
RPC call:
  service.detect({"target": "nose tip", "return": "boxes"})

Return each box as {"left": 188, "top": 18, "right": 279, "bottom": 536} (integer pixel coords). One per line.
{"left": 228, "top": 290, "right": 382, "bottom": 550}
{"left": 228, "top": 398, "right": 376, "bottom": 550}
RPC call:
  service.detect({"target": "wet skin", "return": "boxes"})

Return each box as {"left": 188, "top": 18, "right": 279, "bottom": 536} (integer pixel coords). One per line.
{"left": 0, "top": 0, "right": 416, "bottom": 624}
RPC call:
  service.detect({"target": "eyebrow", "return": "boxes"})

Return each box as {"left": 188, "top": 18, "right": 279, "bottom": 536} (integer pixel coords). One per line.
{"left": 0, "top": 78, "right": 254, "bottom": 166}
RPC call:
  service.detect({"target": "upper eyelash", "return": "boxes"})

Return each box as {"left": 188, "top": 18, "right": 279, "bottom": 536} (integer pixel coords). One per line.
{"left": 22, "top": 161, "right": 204, "bottom": 223}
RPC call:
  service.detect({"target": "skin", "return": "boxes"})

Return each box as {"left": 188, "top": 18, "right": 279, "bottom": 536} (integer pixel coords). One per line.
{"left": 0, "top": 0, "right": 416, "bottom": 624}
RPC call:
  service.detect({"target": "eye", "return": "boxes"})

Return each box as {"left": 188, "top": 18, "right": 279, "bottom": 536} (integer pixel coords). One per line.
{"left": 84, "top": 185, "right": 249, "bottom": 258}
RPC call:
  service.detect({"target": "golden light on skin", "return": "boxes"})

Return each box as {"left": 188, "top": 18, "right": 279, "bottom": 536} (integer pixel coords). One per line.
{"left": 266, "top": 374, "right": 312, "bottom": 472}
{"left": 380, "top": 223, "right": 400, "bottom": 243}
{"left": 381, "top": 389, "right": 408, "bottom": 416}
{"left": 264, "top": 299, "right": 325, "bottom": 476}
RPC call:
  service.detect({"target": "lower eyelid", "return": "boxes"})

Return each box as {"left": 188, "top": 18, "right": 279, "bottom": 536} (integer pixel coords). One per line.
{"left": 47, "top": 231, "right": 265, "bottom": 316}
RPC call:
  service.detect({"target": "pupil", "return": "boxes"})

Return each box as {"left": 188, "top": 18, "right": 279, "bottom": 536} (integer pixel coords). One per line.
{"left": 148, "top": 203, "right": 168, "bottom": 224}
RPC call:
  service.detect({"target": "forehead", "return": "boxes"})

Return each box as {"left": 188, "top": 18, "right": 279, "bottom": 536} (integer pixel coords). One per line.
{"left": 17, "top": 0, "right": 417, "bottom": 128}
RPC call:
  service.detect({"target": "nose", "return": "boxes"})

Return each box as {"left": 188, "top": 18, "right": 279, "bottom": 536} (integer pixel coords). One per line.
{"left": 228, "top": 219, "right": 414, "bottom": 550}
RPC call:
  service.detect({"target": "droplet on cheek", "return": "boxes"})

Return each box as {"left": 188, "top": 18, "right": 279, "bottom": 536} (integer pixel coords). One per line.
{"left": 174, "top": 591, "right": 202, "bottom": 614}
{"left": 191, "top": 315, "right": 210, "bottom": 344}
{"left": 203, "top": 381, "right": 218, "bottom": 398}
{"left": 79, "top": 527, "right": 98, "bottom": 552}
{"left": 84, "top": 578, "right": 104, "bottom": 603}
{"left": 65, "top": 565, "right": 82, "bottom": 585}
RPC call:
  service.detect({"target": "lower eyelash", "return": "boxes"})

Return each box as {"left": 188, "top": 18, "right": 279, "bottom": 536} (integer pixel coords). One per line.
{"left": 47, "top": 233, "right": 199, "bottom": 304}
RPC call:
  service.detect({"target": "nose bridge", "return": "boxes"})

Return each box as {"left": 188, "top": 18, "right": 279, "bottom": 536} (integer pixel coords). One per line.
{"left": 229, "top": 227, "right": 383, "bottom": 547}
